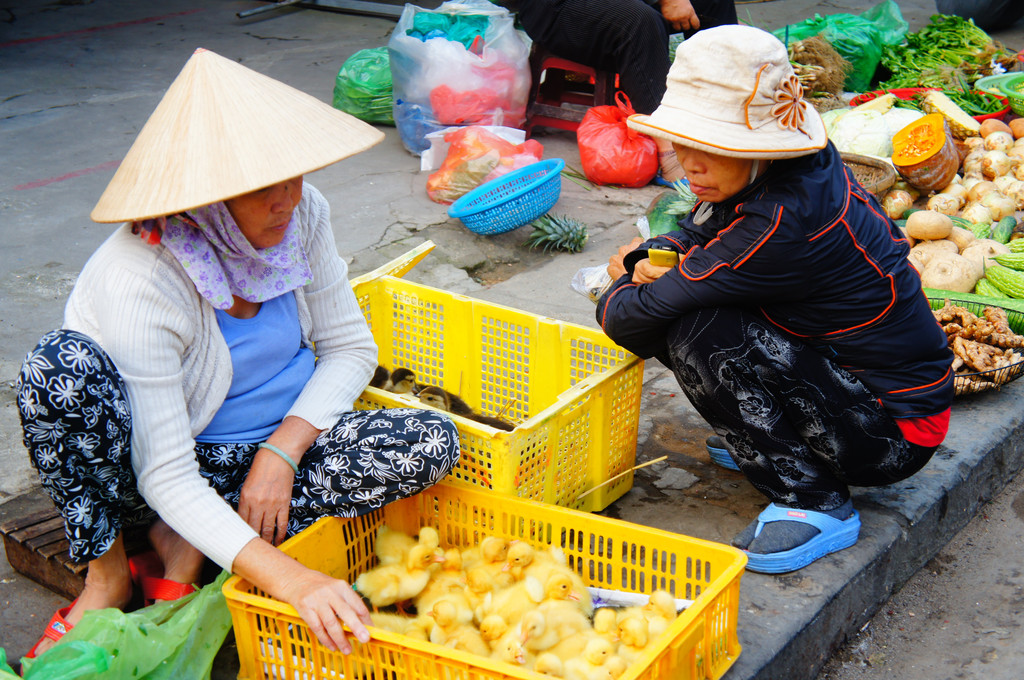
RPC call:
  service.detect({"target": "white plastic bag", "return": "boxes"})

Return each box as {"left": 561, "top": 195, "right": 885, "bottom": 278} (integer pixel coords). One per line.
{"left": 389, "top": 0, "right": 531, "bottom": 154}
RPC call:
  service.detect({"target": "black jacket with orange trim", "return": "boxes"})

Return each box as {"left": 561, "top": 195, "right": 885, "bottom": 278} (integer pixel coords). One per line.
{"left": 597, "top": 142, "right": 953, "bottom": 418}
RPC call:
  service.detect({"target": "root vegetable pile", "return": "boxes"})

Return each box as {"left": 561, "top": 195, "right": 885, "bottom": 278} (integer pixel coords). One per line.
{"left": 933, "top": 300, "right": 1024, "bottom": 392}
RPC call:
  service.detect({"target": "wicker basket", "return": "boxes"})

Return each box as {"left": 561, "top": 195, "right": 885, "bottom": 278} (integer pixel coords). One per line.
{"left": 929, "top": 297, "right": 1024, "bottom": 395}
{"left": 841, "top": 152, "right": 896, "bottom": 198}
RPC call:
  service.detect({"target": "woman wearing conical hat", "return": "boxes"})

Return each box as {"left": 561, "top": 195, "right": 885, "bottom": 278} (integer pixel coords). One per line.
{"left": 598, "top": 26, "right": 953, "bottom": 575}
{"left": 15, "top": 48, "right": 460, "bottom": 657}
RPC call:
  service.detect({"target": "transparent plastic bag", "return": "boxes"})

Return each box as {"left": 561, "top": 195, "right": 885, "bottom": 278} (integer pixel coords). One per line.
{"left": 426, "top": 125, "right": 543, "bottom": 204}
{"left": 388, "top": 0, "right": 530, "bottom": 154}
{"left": 571, "top": 264, "right": 614, "bottom": 304}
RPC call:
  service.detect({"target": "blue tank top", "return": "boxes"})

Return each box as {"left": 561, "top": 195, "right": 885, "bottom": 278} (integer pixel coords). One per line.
{"left": 196, "top": 292, "right": 315, "bottom": 443}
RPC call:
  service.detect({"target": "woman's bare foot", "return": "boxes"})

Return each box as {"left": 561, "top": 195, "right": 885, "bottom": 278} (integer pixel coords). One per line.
{"left": 148, "top": 519, "right": 205, "bottom": 592}
{"left": 31, "top": 534, "right": 133, "bottom": 657}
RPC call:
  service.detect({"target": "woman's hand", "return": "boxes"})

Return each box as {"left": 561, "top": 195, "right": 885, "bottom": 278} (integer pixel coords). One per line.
{"left": 607, "top": 237, "right": 646, "bottom": 280}
{"left": 233, "top": 537, "right": 373, "bottom": 654}
{"left": 239, "top": 416, "right": 322, "bottom": 546}
{"left": 238, "top": 449, "right": 296, "bottom": 546}
{"left": 660, "top": 0, "right": 699, "bottom": 33}
{"left": 633, "top": 259, "right": 674, "bottom": 284}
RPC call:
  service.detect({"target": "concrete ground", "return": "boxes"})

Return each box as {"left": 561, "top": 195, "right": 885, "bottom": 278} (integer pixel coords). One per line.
{"left": 1, "top": 0, "right": 1023, "bottom": 678}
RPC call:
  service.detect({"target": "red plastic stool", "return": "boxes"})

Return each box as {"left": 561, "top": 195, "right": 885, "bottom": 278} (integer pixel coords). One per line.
{"left": 525, "top": 45, "right": 618, "bottom": 136}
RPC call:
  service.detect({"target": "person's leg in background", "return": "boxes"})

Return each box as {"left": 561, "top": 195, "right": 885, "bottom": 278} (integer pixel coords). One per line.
{"left": 935, "top": 0, "right": 1024, "bottom": 32}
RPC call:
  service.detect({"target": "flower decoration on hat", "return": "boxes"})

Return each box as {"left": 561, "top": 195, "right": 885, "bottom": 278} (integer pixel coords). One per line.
{"left": 770, "top": 74, "right": 807, "bottom": 134}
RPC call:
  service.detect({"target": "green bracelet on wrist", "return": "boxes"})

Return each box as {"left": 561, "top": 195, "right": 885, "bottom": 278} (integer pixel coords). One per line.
{"left": 257, "top": 442, "right": 299, "bottom": 474}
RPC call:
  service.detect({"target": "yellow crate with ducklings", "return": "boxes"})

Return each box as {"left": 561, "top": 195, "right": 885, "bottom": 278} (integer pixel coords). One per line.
{"left": 347, "top": 242, "right": 646, "bottom": 512}
{"left": 222, "top": 480, "right": 746, "bottom": 680}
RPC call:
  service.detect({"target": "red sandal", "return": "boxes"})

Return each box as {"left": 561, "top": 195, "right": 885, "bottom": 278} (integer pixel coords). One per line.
{"left": 25, "top": 601, "right": 75, "bottom": 659}
{"left": 140, "top": 576, "right": 196, "bottom": 604}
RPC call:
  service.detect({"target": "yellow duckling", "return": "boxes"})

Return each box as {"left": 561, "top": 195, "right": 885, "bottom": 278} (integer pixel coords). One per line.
{"left": 463, "top": 566, "right": 494, "bottom": 612}
{"left": 475, "top": 574, "right": 545, "bottom": 626}
{"left": 490, "top": 633, "right": 534, "bottom": 668}
{"left": 604, "top": 654, "right": 629, "bottom": 679}
{"left": 615, "top": 615, "right": 650, "bottom": 664}
{"left": 373, "top": 525, "right": 417, "bottom": 566}
{"left": 427, "top": 598, "right": 476, "bottom": 646}
{"left": 461, "top": 536, "right": 510, "bottom": 575}
{"left": 354, "top": 543, "right": 443, "bottom": 611}
{"left": 414, "top": 547, "right": 468, "bottom": 613}
{"left": 533, "top": 652, "right": 565, "bottom": 677}
{"left": 478, "top": 613, "right": 509, "bottom": 649}
{"left": 517, "top": 609, "right": 561, "bottom": 653}
{"left": 563, "top": 638, "right": 616, "bottom": 680}
{"left": 592, "top": 608, "right": 619, "bottom": 644}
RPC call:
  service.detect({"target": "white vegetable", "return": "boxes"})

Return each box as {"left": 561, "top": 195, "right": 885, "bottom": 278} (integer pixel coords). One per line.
{"left": 925, "top": 193, "right": 962, "bottom": 214}
{"left": 983, "top": 130, "right": 1014, "bottom": 152}
{"left": 881, "top": 189, "right": 915, "bottom": 219}
{"left": 967, "top": 180, "right": 997, "bottom": 203}
{"left": 828, "top": 107, "right": 924, "bottom": 158}
{"left": 909, "top": 240, "right": 959, "bottom": 268}
{"left": 961, "top": 239, "right": 1011, "bottom": 273}
{"left": 1000, "top": 179, "right": 1024, "bottom": 209}
{"left": 961, "top": 202, "right": 995, "bottom": 225}
{"left": 1013, "top": 161, "right": 1024, "bottom": 181}
{"left": 919, "top": 253, "right": 981, "bottom": 293}
{"left": 947, "top": 226, "right": 976, "bottom": 251}
{"left": 981, "top": 150, "right": 1013, "bottom": 179}
{"left": 963, "top": 137, "right": 986, "bottom": 153}
{"left": 979, "top": 191, "right": 1016, "bottom": 220}
{"left": 961, "top": 175, "right": 984, "bottom": 193}
{"left": 993, "top": 175, "right": 1018, "bottom": 193}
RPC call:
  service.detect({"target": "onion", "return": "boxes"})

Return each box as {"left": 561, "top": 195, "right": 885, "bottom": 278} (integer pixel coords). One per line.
{"left": 961, "top": 175, "right": 984, "bottom": 193}
{"left": 881, "top": 189, "right": 915, "bottom": 219}
{"left": 941, "top": 182, "right": 969, "bottom": 204}
{"left": 963, "top": 137, "right": 986, "bottom": 153}
{"left": 1006, "top": 146, "right": 1024, "bottom": 163}
{"left": 1013, "top": 161, "right": 1024, "bottom": 182}
{"left": 1000, "top": 179, "right": 1024, "bottom": 209}
{"left": 967, "top": 180, "right": 997, "bottom": 203}
{"left": 984, "top": 130, "right": 1014, "bottom": 152}
{"left": 981, "top": 150, "right": 1013, "bottom": 179}
{"left": 993, "top": 175, "right": 1018, "bottom": 194}
{"left": 960, "top": 202, "right": 995, "bottom": 225}
{"left": 979, "top": 191, "right": 1016, "bottom": 220}
{"left": 926, "top": 193, "right": 962, "bottom": 215}
{"left": 891, "top": 180, "right": 921, "bottom": 201}
{"left": 962, "top": 151, "right": 985, "bottom": 177}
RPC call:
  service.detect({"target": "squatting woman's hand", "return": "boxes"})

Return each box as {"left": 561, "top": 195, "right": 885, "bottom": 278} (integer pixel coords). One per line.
{"left": 607, "top": 237, "right": 646, "bottom": 280}
{"left": 660, "top": 0, "right": 699, "bottom": 33}
{"left": 633, "top": 258, "right": 673, "bottom": 284}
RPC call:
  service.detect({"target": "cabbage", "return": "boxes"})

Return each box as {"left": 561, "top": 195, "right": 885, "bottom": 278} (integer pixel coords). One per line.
{"left": 826, "top": 106, "right": 925, "bottom": 158}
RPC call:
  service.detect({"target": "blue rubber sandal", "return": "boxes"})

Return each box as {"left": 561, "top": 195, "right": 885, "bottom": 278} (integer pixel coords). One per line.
{"left": 705, "top": 436, "right": 740, "bottom": 471}
{"left": 743, "top": 503, "right": 861, "bottom": 574}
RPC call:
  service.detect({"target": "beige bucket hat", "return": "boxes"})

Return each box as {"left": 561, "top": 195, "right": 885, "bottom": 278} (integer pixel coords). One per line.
{"left": 91, "top": 48, "right": 385, "bottom": 223}
{"left": 627, "top": 25, "right": 827, "bottom": 159}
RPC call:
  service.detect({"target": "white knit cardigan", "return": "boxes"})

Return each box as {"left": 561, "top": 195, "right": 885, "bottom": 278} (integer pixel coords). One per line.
{"left": 64, "top": 184, "right": 378, "bottom": 570}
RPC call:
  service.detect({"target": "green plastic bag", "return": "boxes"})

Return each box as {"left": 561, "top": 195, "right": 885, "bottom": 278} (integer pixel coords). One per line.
{"left": 332, "top": 47, "right": 394, "bottom": 125}
{"left": 20, "top": 571, "right": 232, "bottom": 680}
{"left": 773, "top": 0, "right": 908, "bottom": 92}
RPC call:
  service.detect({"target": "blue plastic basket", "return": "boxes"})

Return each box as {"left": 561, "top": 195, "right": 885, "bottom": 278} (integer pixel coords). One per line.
{"left": 448, "top": 158, "right": 565, "bottom": 235}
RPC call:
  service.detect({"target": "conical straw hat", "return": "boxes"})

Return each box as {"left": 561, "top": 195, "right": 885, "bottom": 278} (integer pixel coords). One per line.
{"left": 91, "top": 48, "right": 385, "bottom": 223}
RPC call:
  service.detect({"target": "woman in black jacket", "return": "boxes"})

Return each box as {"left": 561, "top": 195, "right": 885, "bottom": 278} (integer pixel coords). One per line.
{"left": 598, "top": 25, "right": 953, "bottom": 573}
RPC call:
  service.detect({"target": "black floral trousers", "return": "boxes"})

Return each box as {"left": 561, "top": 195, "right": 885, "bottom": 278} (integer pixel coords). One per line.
{"left": 16, "top": 330, "right": 460, "bottom": 562}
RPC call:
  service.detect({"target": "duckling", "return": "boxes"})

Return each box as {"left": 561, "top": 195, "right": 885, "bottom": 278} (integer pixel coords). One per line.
{"left": 535, "top": 597, "right": 591, "bottom": 641}
{"left": 414, "top": 547, "right": 467, "bottom": 613}
{"left": 443, "top": 623, "right": 491, "bottom": 657}
{"left": 461, "top": 536, "right": 510, "bottom": 573}
{"left": 563, "top": 638, "right": 616, "bottom": 680}
{"left": 517, "top": 609, "right": 561, "bottom": 653}
{"left": 476, "top": 574, "right": 546, "bottom": 626}
{"left": 354, "top": 543, "right": 443, "bottom": 611}
{"left": 478, "top": 613, "right": 509, "bottom": 648}
{"left": 615, "top": 615, "right": 650, "bottom": 664}
{"left": 463, "top": 566, "right": 495, "bottom": 612}
{"left": 368, "top": 611, "right": 416, "bottom": 635}
{"left": 604, "top": 655, "right": 629, "bottom": 679}
{"left": 370, "top": 364, "right": 390, "bottom": 388}
{"left": 404, "top": 613, "right": 433, "bottom": 642}
{"left": 533, "top": 652, "right": 565, "bottom": 677}
{"left": 592, "top": 608, "right": 619, "bottom": 644}
{"left": 545, "top": 630, "right": 603, "bottom": 663}
{"left": 490, "top": 633, "right": 534, "bottom": 668}
{"left": 387, "top": 367, "right": 419, "bottom": 394}
{"left": 374, "top": 525, "right": 418, "bottom": 566}
{"left": 418, "top": 386, "right": 515, "bottom": 431}
{"left": 427, "top": 598, "right": 475, "bottom": 645}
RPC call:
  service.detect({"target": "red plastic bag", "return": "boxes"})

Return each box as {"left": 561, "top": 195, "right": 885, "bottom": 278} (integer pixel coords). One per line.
{"left": 426, "top": 126, "right": 543, "bottom": 204}
{"left": 577, "top": 92, "right": 658, "bottom": 188}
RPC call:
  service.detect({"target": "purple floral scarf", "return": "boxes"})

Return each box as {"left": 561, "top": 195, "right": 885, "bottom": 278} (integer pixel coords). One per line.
{"left": 136, "top": 202, "right": 312, "bottom": 310}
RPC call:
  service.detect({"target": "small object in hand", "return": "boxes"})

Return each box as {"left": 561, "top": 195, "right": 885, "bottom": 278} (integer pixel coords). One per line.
{"left": 648, "top": 249, "right": 680, "bottom": 267}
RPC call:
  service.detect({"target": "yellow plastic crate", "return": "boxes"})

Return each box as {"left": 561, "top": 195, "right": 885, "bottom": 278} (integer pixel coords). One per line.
{"left": 350, "top": 246, "right": 644, "bottom": 512}
{"left": 223, "top": 481, "right": 746, "bottom": 680}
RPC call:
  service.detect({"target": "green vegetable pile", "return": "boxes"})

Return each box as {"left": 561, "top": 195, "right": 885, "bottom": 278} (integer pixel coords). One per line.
{"left": 879, "top": 14, "right": 1015, "bottom": 91}
{"left": 888, "top": 89, "right": 1005, "bottom": 116}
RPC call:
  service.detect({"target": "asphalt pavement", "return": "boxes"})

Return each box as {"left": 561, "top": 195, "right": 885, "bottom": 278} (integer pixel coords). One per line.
{"left": 2, "top": 1, "right": 1023, "bottom": 678}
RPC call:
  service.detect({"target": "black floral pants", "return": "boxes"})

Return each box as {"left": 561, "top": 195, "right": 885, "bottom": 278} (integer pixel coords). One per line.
{"left": 16, "top": 330, "right": 461, "bottom": 562}
{"left": 661, "top": 308, "right": 936, "bottom": 512}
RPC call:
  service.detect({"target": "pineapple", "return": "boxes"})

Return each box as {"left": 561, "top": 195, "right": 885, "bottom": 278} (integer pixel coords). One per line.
{"left": 920, "top": 91, "right": 980, "bottom": 139}
{"left": 524, "top": 213, "right": 589, "bottom": 253}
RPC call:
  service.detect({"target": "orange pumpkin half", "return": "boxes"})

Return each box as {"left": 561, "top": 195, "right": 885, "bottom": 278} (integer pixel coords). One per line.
{"left": 891, "top": 113, "right": 959, "bottom": 193}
